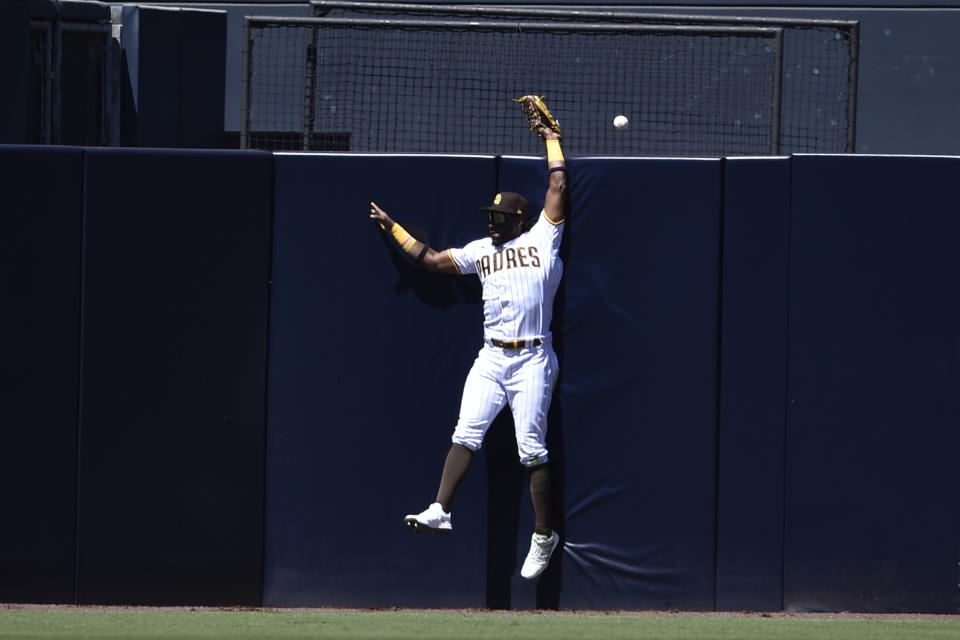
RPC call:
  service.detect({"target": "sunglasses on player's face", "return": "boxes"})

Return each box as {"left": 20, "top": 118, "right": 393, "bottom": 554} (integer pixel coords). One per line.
{"left": 487, "top": 211, "right": 511, "bottom": 225}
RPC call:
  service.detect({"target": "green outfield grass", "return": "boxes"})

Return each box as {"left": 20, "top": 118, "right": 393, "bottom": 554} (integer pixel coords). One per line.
{"left": 0, "top": 608, "right": 957, "bottom": 640}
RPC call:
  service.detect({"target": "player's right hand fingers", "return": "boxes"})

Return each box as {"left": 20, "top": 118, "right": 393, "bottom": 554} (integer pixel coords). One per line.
{"left": 369, "top": 202, "right": 390, "bottom": 230}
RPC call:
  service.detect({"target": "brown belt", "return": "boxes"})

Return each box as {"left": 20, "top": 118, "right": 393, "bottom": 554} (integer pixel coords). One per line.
{"left": 491, "top": 338, "right": 542, "bottom": 350}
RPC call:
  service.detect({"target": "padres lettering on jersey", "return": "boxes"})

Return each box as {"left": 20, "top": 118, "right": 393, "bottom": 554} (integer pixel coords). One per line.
{"left": 447, "top": 211, "right": 564, "bottom": 342}
{"left": 474, "top": 246, "right": 541, "bottom": 278}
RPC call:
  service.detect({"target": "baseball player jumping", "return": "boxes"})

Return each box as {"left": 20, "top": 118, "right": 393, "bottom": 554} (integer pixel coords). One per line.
{"left": 369, "top": 97, "right": 568, "bottom": 580}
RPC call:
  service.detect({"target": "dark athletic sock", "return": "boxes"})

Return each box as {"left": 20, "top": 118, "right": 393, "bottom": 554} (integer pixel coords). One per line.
{"left": 435, "top": 444, "right": 474, "bottom": 512}
{"left": 529, "top": 463, "right": 552, "bottom": 535}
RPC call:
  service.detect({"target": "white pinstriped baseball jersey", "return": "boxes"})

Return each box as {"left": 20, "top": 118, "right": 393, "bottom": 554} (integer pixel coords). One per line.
{"left": 447, "top": 211, "right": 564, "bottom": 342}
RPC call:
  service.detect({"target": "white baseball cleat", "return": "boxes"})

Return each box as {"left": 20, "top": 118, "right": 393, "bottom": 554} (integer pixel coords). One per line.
{"left": 403, "top": 502, "right": 452, "bottom": 536}
{"left": 520, "top": 530, "right": 559, "bottom": 579}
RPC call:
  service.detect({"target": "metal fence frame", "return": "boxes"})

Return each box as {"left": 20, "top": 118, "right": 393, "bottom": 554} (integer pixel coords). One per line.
{"left": 308, "top": 0, "right": 859, "bottom": 152}
{"left": 241, "top": 16, "right": 785, "bottom": 154}
{"left": 28, "top": 18, "right": 115, "bottom": 146}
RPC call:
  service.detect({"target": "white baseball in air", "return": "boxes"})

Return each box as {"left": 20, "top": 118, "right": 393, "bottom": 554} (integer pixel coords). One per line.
{"left": 613, "top": 115, "right": 629, "bottom": 131}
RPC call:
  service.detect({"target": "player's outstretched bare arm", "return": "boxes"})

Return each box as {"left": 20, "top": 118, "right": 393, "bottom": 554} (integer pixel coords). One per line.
{"left": 514, "top": 95, "right": 567, "bottom": 224}
{"left": 540, "top": 127, "right": 567, "bottom": 224}
{"left": 369, "top": 202, "right": 459, "bottom": 274}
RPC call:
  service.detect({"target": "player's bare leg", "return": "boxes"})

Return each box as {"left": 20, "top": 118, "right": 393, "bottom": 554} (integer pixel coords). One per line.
{"left": 402, "top": 444, "right": 473, "bottom": 535}
{"left": 435, "top": 443, "right": 474, "bottom": 512}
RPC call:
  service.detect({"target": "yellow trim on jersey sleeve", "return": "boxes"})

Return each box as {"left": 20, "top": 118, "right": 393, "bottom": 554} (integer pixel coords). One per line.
{"left": 445, "top": 248, "right": 462, "bottom": 275}
{"left": 543, "top": 209, "right": 565, "bottom": 226}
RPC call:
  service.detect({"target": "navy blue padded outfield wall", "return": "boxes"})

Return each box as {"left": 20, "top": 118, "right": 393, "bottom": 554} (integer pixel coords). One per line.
{"left": 263, "top": 154, "right": 724, "bottom": 610}
{"left": 0, "top": 145, "right": 274, "bottom": 606}
{"left": 2, "top": 146, "right": 960, "bottom": 613}
{"left": 0, "top": 146, "right": 84, "bottom": 603}
{"left": 75, "top": 148, "right": 273, "bottom": 605}
{"left": 263, "top": 152, "right": 960, "bottom": 613}
{"left": 783, "top": 155, "right": 960, "bottom": 613}
{"left": 715, "top": 157, "right": 791, "bottom": 611}
{"left": 263, "top": 153, "right": 496, "bottom": 608}
{"left": 494, "top": 156, "right": 722, "bottom": 611}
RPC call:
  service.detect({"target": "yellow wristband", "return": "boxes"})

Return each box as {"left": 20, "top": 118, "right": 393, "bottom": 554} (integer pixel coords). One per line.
{"left": 546, "top": 139, "right": 564, "bottom": 164}
{"left": 390, "top": 222, "right": 412, "bottom": 247}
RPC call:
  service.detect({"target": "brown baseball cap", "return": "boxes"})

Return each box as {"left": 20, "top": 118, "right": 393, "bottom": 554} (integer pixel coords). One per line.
{"left": 481, "top": 192, "right": 528, "bottom": 217}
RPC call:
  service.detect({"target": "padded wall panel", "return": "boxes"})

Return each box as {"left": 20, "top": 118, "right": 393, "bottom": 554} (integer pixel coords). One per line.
{"left": 177, "top": 10, "right": 226, "bottom": 149}
{"left": 0, "top": 146, "right": 83, "bottom": 602}
{"left": 784, "top": 155, "right": 960, "bottom": 613}
{"left": 59, "top": 1, "right": 111, "bottom": 22}
{"left": 264, "top": 154, "right": 497, "bottom": 608}
{"left": 495, "top": 156, "right": 723, "bottom": 610}
{"left": 715, "top": 157, "right": 791, "bottom": 611}
{"left": 120, "top": 7, "right": 226, "bottom": 148}
{"left": 76, "top": 148, "right": 273, "bottom": 605}
{"left": 120, "top": 7, "right": 179, "bottom": 147}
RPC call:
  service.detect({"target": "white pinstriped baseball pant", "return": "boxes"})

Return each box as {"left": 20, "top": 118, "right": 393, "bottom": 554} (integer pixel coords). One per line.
{"left": 451, "top": 340, "right": 559, "bottom": 466}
